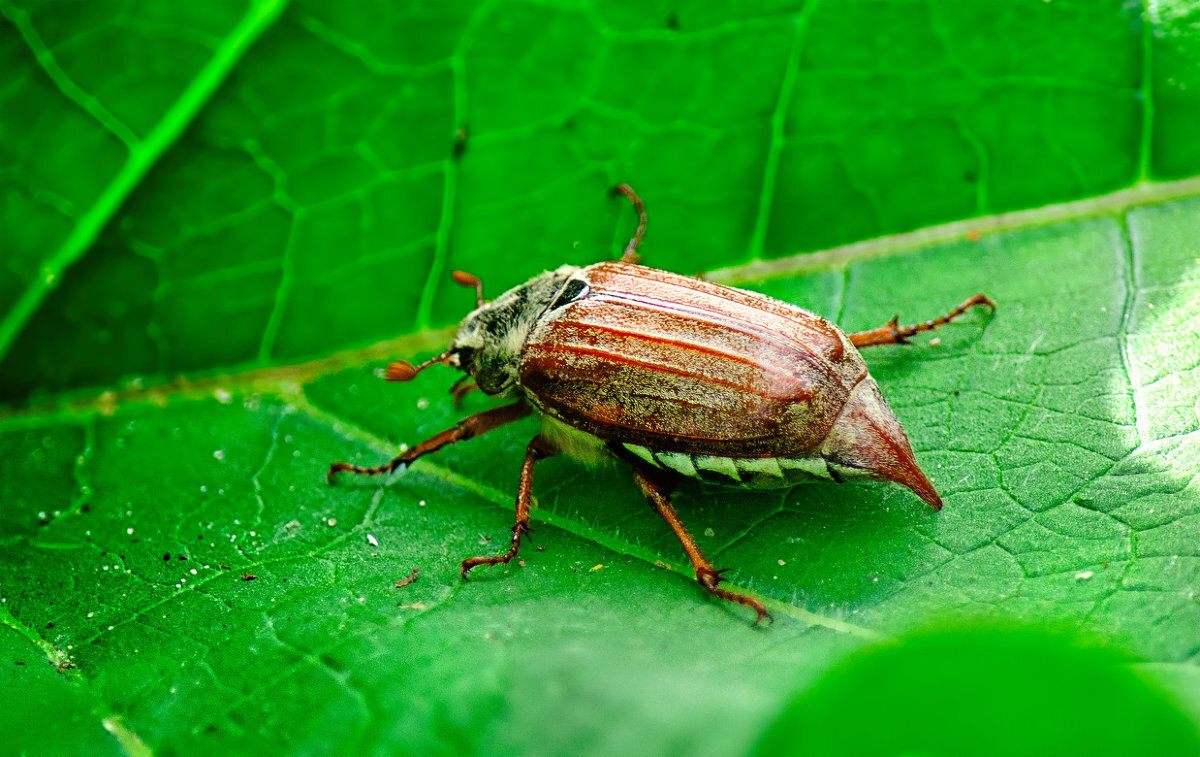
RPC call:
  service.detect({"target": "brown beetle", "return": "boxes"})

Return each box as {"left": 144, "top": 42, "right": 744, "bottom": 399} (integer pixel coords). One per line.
{"left": 330, "top": 186, "right": 993, "bottom": 622}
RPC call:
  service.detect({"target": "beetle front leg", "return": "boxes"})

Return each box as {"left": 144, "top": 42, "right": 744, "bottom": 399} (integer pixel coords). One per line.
{"left": 460, "top": 434, "right": 558, "bottom": 579}
{"left": 847, "top": 293, "right": 995, "bottom": 348}
{"left": 327, "top": 401, "right": 531, "bottom": 482}
{"left": 631, "top": 466, "right": 772, "bottom": 624}
{"left": 448, "top": 375, "right": 478, "bottom": 407}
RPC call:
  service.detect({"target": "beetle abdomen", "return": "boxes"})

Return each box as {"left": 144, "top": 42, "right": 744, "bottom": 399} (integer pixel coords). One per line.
{"left": 621, "top": 443, "right": 835, "bottom": 488}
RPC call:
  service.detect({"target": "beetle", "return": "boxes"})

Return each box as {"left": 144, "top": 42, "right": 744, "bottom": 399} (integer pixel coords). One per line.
{"left": 329, "top": 185, "right": 993, "bottom": 622}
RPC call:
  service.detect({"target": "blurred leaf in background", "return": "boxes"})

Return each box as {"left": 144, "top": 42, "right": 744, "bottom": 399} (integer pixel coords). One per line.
{"left": 2, "top": 0, "right": 1200, "bottom": 754}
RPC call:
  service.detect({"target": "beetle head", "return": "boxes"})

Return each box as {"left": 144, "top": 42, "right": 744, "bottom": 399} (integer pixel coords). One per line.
{"left": 387, "top": 266, "right": 579, "bottom": 397}
{"left": 821, "top": 378, "right": 942, "bottom": 509}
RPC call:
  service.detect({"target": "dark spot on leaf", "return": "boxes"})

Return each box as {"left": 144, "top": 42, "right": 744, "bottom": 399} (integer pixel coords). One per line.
{"left": 453, "top": 125, "right": 468, "bottom": 160}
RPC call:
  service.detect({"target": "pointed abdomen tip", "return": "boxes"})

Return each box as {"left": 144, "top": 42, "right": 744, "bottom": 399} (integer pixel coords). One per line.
{"left": 895, "top": 460, "right": 942, "bottom": 511}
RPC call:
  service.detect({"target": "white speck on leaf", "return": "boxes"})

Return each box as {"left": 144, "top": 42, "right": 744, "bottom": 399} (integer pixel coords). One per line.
{"left": 1075, "top": 571, "right": 1094, "bottom": 580}
{"left": 368, "top": 533, "right": 379, "bottom": 547}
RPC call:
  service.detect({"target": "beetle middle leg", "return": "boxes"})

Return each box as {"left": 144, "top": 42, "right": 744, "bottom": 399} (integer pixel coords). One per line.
{"left": 847, "top": 293, "right": 995, "bottom": 348}
{"left": 631, "top": 466, "right": 772, "bottom": 624}
{"left": 327, "top": 401, "right": 531, "bottom": 482}
{"left": 461, "top": 434, "right": 558, "bottom": 579}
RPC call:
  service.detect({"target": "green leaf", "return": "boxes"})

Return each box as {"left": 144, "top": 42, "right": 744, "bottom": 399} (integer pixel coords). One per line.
{"left": 3, "top": 1, "right": 1200, "bottom": 754}
{"left": 0, "top": 0, "right": 287, "bottom": 367}
{"left": 5, "top": 192, "right": 1200, "bottom": 752}
{"left": 4, "top": 0, "right": 1200, "bottom": 396}
{"left": 754, "top": 626, "right": 1200, "bottom": 757}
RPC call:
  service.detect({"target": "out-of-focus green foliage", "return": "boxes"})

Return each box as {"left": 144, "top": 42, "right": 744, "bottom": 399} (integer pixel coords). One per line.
{"left": 3, "top": 1, "right": 1200, "bottom": 754}
{"left": 756, "top": 626, "right": 1200, "bottom": 756}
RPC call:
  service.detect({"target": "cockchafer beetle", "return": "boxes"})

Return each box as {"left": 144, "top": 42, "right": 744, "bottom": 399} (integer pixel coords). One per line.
{"left": 329, "top": 185, "right": 994, "bottom": 622}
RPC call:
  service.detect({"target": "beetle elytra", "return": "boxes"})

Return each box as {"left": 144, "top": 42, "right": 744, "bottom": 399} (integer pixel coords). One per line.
{"left": 329, "top": 186, "right": 993, "bottom": 622}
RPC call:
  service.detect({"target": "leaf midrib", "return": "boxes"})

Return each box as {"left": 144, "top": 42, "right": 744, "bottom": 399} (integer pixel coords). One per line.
{"left": 3, "top": 173, "right": 1199, "bottom": 422}
{"left": 0, "top": 0, "right": 290, "bottom": 359}
{"left": 3, "top": 176, "right": 1196, "bottom": 665}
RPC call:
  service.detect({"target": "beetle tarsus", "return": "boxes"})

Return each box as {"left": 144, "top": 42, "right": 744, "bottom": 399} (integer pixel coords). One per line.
{"left": 326, "top": 402, "right": 532, "bottom": 486}
{"left": 632, "top": 466, "right": 772, "bottom": 624}
{"left": 848, "top": 293, "right": 995, "bottom": 349}
{"left": 327, "top": 459, "right": 406, "bottom": 483}
{"left": 459, "top": 435, "right": 556, "bottom": 581}
{"left": 696, "top": 566, "right": 773, "bottom": 624}
{"left": 612, "top": 183, "right": 648, "bottom": 264}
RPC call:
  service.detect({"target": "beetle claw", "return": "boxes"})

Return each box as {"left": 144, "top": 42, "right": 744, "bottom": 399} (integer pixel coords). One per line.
{"left": 697, "top": 566, "right": 730, "bottom": 590}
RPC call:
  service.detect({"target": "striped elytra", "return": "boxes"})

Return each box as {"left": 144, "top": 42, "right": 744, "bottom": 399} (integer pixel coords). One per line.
{"left": 520, "top": 261, "right": 860, "bottom": 458}
{"left": 328, "top": 184, "right": 993, "bottom": 623}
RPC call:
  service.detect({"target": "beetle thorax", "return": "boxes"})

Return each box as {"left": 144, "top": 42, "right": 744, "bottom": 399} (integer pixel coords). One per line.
{"left": 448, "top": 265, "right": 579, "bottom": 396}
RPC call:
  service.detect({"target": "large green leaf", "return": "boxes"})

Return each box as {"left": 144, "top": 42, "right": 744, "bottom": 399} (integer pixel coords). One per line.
{"left": 4, "top": 193, "right": 1200, "bottom": 753}
{"left": 4, "top": 1, "right": 1200, "bottom": 754}
{"left": 4, "top": 0, "right": 1200, "bottom": 397}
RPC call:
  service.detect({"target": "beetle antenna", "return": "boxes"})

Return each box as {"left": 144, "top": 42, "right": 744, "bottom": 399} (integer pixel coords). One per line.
{"left": 612, "top": 183, "right": 647, "bottom": 265}
{"left": 385, "top": 350, "right": 453, "bottom": 382}
{"left": 451, "top": 270, "right": 486, "bottom": 307}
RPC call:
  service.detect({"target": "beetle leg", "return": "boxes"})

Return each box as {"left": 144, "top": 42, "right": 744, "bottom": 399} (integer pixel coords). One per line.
{"left": 326, "top": 401, "right": 531, "bottom": 482}
{"left": 461, "top": 435, "right": 557, "bottom": 579}
{"left": 847, "top": 293, "right": 995, "bottom": 348}
{"left": 448, "top": 375, "right": 478, "bottom": 407}
{"left": 612, "top": 183, "right": 648, "bottom": 264}
{"left": 631, "top": 466, "right": 772, "bottom": 624}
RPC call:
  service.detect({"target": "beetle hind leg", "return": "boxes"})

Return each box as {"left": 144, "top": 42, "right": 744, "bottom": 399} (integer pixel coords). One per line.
{"left": 631, "top": 466, "right": 772, "bottom": 624}
{"left": 612, "top": 183, "right": 648, "bottom": 264}
{"left": 848, "top": 293, "right": 995, "bottom": 348}
{"left": 461, "top": 435, "right": 557, "bottom": 579}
